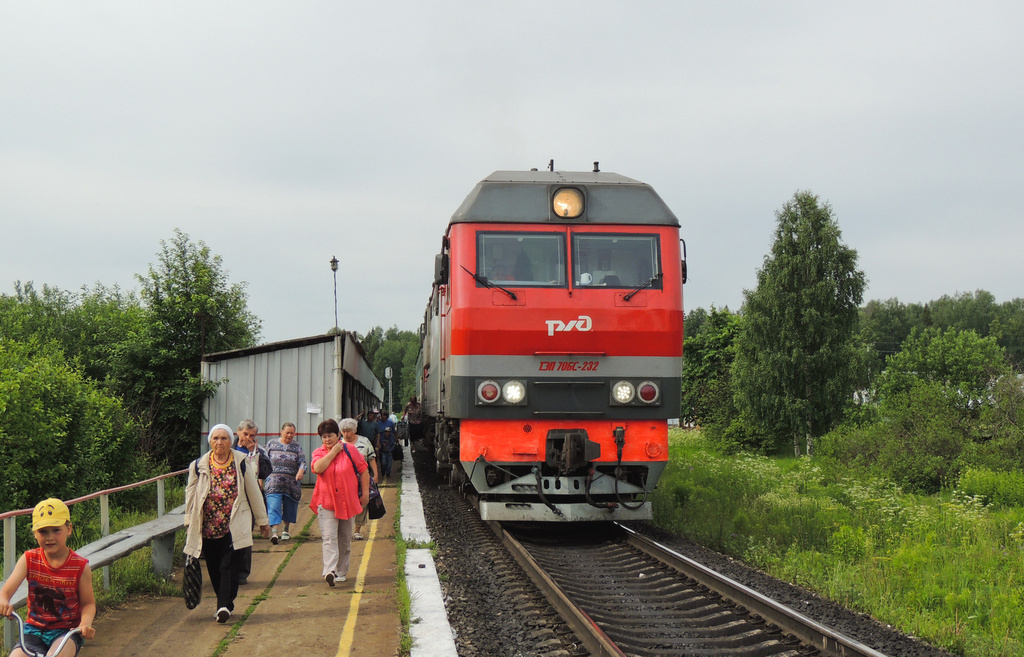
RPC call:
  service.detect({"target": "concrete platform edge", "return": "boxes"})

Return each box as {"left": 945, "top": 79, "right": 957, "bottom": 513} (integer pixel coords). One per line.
{"left": 401, "top": 450, "right": 458, "bottom": 656}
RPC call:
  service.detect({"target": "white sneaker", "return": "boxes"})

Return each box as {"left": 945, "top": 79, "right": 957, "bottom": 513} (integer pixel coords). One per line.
{"left": 270, "top": 533, "right": 279, "bottom": 545}
{"left": 281, "top": 531, "right": 291, "bottom": 541}
{"left": 325, "top": 572, "right": 336, "bottom": 587}
{"left": 216, "top": 607, "right": 231, "bottom": 623}
{"left": 353, "top": 532, "right": 363, "bottom": 540}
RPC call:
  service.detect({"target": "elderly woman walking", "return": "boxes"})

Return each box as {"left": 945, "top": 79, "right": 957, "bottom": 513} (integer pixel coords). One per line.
{"left": 340, "top": 418, "right": 378, "bottom": 541}
{"left": 310, "top": 418, "right": 369, "bottom": 586}
{"left": 264, "top": 422, "right": 306, "bottom": 544}
{"left": 185, "top": 424, "right": 271, "bottom": 623}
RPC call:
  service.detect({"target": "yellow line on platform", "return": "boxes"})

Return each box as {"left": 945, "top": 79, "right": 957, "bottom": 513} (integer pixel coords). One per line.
{"left": 335, "top": 518, "right": 379, "bottom": 657}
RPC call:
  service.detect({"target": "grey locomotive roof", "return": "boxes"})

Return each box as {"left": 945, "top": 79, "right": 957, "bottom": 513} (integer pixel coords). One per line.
{"left": 450, "top": 170, "right": 679, "bottom": 226}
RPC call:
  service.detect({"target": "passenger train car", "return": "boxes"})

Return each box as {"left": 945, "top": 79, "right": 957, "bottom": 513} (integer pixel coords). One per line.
{"left": 418, "top": 167, "right": 685, "bottom": 522}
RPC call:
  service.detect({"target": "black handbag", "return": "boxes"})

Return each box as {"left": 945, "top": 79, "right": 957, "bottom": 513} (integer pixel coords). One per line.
{"left": 343, "top": 443, "right": 387, "bottom": 520}
{"left": 366, "top": 478, "right": 386, "bottom": 519}
{"left": 392, "top": 442, "right": 404, "bottom": 461}
{"left": 183, "top": 555, "right": 202, "bottom": 609}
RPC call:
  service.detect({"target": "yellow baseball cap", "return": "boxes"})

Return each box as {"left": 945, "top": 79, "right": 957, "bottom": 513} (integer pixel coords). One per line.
{"left": 33, "top": 498, "right": 71, "bottom": 531}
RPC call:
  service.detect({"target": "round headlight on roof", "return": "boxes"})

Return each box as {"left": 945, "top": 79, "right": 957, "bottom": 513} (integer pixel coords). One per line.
{"left": 612, "top": 381, "right": 635, "bottom": 404}
{"left": 502, "top": 380, "right": 526, "bottom": 404}
{"left": 552, "top": 188, "right": 584, "bottom": 218}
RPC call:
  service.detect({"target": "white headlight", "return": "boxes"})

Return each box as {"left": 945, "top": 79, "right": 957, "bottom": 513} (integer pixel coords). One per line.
{"left": 613, "top": 381, "right": 635, "bottom": 403}
{"left": 502, "top": 380, "right": 526, "bottom": 404}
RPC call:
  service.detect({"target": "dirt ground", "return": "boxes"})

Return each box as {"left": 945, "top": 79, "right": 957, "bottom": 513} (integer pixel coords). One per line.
{"left": 85, "top": 464, "right": 404, "bottom": 657}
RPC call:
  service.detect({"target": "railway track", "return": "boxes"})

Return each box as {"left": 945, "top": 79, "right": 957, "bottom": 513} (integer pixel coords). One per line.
{"left": 496, "top": 522, "right": 893, "bottom": 657}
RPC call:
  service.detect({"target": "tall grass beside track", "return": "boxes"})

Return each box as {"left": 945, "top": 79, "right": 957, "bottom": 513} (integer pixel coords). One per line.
{"left": 653, "top": 429, "right": 1024, "bottom": 657}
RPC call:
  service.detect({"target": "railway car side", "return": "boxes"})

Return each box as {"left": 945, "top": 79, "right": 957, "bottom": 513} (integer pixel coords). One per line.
{"left": 419, "top": 169, "right": 685, "bottom": 522}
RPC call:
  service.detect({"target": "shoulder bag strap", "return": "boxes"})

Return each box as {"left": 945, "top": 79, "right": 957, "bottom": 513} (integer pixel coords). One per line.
{"left": 341, "top": 443, "right": 362, "bottom": 494}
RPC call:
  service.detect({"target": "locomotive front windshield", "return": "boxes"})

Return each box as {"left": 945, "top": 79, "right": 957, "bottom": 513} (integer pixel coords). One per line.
{"left": 572, "top": 234, "right": 661, "bottom": 288}
{"left": 476, "top": 231, "right": 661, "bottom": 289}
{"left": 478, "top": 232, "right": 567, "bottom": 286}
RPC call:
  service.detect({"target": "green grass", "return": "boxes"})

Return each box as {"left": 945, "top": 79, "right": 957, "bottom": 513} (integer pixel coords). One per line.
{"left": 392, "top": 486, "right": 414, "bottom": 657}
{"left": 654, "top": 428, "right": 1024, "bottom": 657}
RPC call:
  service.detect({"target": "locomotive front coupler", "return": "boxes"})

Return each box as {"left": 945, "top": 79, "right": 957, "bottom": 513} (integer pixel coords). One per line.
{"left": 545, "top": 428, "right": 601, "bottom": 475}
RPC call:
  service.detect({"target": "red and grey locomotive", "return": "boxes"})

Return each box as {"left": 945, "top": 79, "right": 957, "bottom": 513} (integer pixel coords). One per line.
{"left": 418, "top": 167, "right": 685, "bottom": 522}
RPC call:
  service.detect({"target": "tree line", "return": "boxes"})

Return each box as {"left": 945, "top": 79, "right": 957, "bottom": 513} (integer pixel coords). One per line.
{"left": 0, "top": 229, "right": 260, "bottom": 513}
{"left": 4, "top": 201, "right": 1019, "bottom": 515}
{"left": 681, "top": 192, "right": 1023, "bottom": 495}
{"left": 0, "top": 228, "right": 426, "bottom": 518}
{"left": 356, "top": 324, "right": 422, "bottom": 417}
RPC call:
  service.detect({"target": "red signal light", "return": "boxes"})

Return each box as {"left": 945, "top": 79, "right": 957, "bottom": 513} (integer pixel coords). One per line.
{"left": 638, "top": 382, "right": 659, "bottom": 403}
{"left": 479, "top": 382, "right": 500, "bottom": 402}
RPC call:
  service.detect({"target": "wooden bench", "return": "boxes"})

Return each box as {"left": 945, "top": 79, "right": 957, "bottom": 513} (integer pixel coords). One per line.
{"left": 2, "top": 505, "right": 184, "bottom": 649}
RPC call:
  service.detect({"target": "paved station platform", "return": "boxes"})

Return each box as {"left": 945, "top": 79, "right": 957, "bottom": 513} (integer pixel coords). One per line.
{"left": 77, "top": 455, "right": 456, "bottom": 656}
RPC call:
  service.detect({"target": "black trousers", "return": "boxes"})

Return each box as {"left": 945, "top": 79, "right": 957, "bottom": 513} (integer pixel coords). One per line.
{"left": 202, "top": 533, "right": 241, "bottom": 611}
{"left": 238, "top": 546, "right": 252, "bottom": 580}
{"left": 408, "top": 422, "right": 424, "bottom": 445}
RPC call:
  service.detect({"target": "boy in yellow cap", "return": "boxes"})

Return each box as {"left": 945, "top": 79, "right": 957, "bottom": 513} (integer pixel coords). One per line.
{"left": 0, "top": 498, "right": 96, "bottom": 656}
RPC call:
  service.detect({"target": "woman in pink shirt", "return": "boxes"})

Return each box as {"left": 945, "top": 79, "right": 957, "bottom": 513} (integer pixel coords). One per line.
{"left": 310, "top": 418, "right": 370, "bottom": 585}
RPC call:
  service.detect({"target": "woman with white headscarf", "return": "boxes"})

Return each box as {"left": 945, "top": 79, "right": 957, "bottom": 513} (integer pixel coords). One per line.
{"left": 184, "top": 424, "right": 271, "bottom": 623}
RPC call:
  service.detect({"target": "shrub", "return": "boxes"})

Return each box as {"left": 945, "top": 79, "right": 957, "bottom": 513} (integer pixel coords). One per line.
{"left": 0, "top": 339, "right": 153, "bottom": 543}
{"left": 958, "top": 468, "right": 1024, "bottom": 508}
{"left": 818, "top": 381, "right": 969, "bottom": 494}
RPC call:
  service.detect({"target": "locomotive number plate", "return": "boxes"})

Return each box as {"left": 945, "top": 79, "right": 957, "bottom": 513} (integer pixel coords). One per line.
{"left": 538, "top": 360, "right": 600, "bottom": 372}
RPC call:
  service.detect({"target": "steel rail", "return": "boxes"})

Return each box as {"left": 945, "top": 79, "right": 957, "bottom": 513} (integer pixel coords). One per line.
{"left": 493, "top": 523, "right": 627, "bottom": 657}
{"left": 618, "top": 524, "right": 892, "bottom": 657}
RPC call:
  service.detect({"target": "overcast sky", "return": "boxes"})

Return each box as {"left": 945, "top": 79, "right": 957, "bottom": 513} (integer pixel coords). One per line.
{"left": 2, "top": 3, "right": 1021, "bottom": 344}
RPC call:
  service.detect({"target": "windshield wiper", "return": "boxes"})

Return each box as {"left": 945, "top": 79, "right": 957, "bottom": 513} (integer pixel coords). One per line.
{"left": 623, "top": 272, "right": 662, "bottom": 301}
{"left": 460, "top": 265, "right": 517, "bottom": 300}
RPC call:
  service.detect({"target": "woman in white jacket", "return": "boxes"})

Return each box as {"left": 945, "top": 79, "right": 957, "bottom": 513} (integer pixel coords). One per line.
{"left": 185, "top": 424, "right": 271, "bottom": 623}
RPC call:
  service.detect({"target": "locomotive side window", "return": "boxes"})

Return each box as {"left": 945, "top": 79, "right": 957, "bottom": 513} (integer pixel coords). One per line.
{"left": 477, "top": 232, "right": 567, "bottom": 287}
{"left": 572, "top": 234, "right": 661, "bottom": 288}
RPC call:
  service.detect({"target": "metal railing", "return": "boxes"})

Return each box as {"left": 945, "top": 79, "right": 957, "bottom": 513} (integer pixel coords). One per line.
{"left": 2, "top": 469, "right": 190, "bottom": 651}
{"left": 1, "top": 468, "right": 188, "bottom": 591}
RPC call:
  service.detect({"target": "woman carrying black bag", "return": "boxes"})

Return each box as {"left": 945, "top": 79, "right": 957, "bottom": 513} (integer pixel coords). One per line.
{"left": 183, "top": 424, "right": 271, "bottom": 622}
{"left": 183, "top": 556, "right": 202, "bottom": 609}
{"left": 310, "top": 419, "right": 369, "bottom": 586}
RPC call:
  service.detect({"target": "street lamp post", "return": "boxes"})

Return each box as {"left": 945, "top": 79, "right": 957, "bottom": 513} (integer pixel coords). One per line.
{"left": 330, "top": 256, "right": 339, "bottom": 332}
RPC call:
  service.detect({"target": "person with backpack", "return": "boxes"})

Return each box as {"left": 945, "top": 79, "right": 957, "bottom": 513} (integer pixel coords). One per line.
{"left": 378, "top": 423, "right": 396, "bottom": 484}
{"left": 403, "top": 396, "right": 425, "bottom": 447}
{"left": 184, "top": 424, "right": 271, "bottom": 623}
